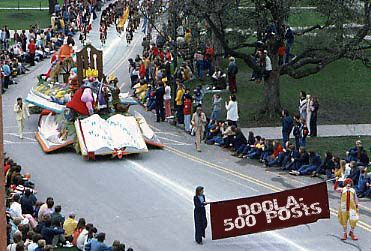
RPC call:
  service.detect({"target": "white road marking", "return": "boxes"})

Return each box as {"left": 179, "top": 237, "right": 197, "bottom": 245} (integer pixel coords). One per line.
{"left": 126, "top": 160, "right": 309, "bottom": 251}
{"left": 4, "top": 141, "right": 37, "bottom": 145}
{"left": 157, "top": 136, "right": 192, "bottom": 146}
{"left": 7, "top": 133, "right": 36, "bottom": 142}
{"left": 4, "top": 132, "right": 34, "bottom": 135}
{"left": 155, "top": 131, "right": 181, "bottom": 137}
{"left": 163, "top": 143, "right": 191, "bottom": 146}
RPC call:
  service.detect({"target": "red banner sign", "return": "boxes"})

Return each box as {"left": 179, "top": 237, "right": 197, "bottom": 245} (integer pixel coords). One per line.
{"left": 210, "top": 182, "right": 330, "bottom": 240}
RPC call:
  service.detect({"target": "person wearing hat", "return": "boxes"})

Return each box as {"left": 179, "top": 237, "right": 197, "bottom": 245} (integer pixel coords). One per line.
{"left": 194, "top": 186, "right": 209, "bottom": 244}
{"left": 14, "top": 97, "right": 30, "bottom": 139}
{"left": 334, "top": 177, "right": 359, "bottom": 240}
{"left": 191, "top": 105, "right": 207, "bottom": 152}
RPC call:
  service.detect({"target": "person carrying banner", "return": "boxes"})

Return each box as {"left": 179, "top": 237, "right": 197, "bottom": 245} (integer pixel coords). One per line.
{"left": 194, "top": 186, "right": 209, "bottom": 244}
{"left": 334, "top": 177, "right": 359, "bottom": 240}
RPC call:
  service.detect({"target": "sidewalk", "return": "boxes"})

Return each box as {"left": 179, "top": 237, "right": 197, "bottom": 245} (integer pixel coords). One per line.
{"left": 242, "top": 124, "right": 371, "bottom": 139}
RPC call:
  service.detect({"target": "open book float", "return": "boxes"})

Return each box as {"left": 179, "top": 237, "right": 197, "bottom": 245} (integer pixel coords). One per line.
{"left": 75, "top": 114, "right": 148, "bottom": 158}
{"left": 36, "top": 113, "right": 74, "bottom": 153}
{"left": 135, "top": 112, "right": 164, "bottom": 149}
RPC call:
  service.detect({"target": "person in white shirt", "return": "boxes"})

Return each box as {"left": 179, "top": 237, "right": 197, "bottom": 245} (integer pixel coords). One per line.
{"left": 264, "top": 50, "right": 272, "bottom": 80}
{"left": 13, "top": 97, "right": 30, "bottom": 139}
{"left": 225, "top": 95, "right": 239, "bottom": 126}
{"left": 10, "top": 194, "right": 38, "bottom": 229}
{"left": 163, "top": 82, "right": 172, "bottom": 118}
{"left": 76, "top": 224, "right": 93, "bottom": 250}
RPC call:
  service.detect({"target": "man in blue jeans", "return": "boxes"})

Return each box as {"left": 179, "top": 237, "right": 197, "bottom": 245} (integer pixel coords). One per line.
{"left": 281, "top": 109, "right": 293, "bottom": 147}
{"left": 290, "top": 151, "right": 321, "bottom": 176}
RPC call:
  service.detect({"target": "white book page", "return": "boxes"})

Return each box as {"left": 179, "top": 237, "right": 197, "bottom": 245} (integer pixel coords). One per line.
{"left": 107, "top": 115, "right": 147, "bottom": 150}
{"left": 80, "top": 114, "right": 113, "bottom": 153}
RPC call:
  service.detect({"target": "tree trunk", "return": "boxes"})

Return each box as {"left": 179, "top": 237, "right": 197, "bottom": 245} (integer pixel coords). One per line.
{"left": 262, "top": 70, "right": 281, "bottom": 117}
{"left": 211, "top": 19, "right": 223, "bottom": 67}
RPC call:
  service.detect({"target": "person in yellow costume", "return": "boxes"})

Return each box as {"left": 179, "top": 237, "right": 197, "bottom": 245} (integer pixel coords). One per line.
{"left": 334, "top": 177, "right": 359, "bottom": 240}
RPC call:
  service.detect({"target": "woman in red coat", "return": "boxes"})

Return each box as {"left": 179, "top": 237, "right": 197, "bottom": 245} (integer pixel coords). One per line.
{"left": 28, "top": 39, "right": 36, "bottom": 66}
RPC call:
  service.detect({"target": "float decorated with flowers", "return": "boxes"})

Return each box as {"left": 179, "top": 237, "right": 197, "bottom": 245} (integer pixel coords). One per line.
{"left": 26, "top": 42, "right": 163, "bottom": 160}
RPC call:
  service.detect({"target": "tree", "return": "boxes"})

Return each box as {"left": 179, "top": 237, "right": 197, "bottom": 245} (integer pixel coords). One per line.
{"left": 185, "top": 0, "right": 371, "bottom": 117}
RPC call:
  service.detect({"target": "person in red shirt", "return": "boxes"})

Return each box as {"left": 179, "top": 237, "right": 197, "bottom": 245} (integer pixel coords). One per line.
{"left": 3, "top": 158, "right": 12, "bottom": 176}
{"left": 28, "top": 39, "right": 37, "bottom": 66}
{"left": 204, "top": 45, "right": 215, "bottom": 76}
{"left": 278, "top": 42, "right": 286, "bottom": 65}
{"left": 183, "top": 88, "right": 193, "bottom": 133}
{"left": 151, "top": 43, "right": 159, "bottom": 58}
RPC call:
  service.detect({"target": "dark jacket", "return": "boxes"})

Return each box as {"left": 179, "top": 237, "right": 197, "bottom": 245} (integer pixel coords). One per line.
{"left": 309, "top": 154, "right": 322, "bottom": 167}
{"left": 20, "top": 195, "right": 36, "bottom": 215}
{"left": 41, "top": 225, "right": 65, "bottom": 245}
{"left": 285, "top": 28, "right": 294, "bottom": 44}
{"left": 348, "top": 167, "right": 361, "bottom": 185}
{"left": 194, "top": 195, "right": 207, "bottom": 242}
{"left": 227, "top": 62, "right": 238, "bottom": 76}
{"left": 297, "top": 152, "right": 309, "bottom": 165}
{"left": 154, "top": 86, "right": 165, "bottom": 105}
{"left": 51, "top": 212, "right": 65, "bottom": 227}
{"left": 234, "top": 132, "right": 248, "bottom": 149}
{"left": 320, "top": 158, "right": 335, "bottom": 171}
{"left": 282, "top": 115, "right": 294, "bottom": 133}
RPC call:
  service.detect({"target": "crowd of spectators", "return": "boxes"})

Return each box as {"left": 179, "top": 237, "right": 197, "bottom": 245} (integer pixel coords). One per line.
{"left": 0, "top": 0, "right": 101, "bottom": 95}
{"left": 202, "top": 115, "right": 371, "bottom": 199}
{"left": 121, "top": 2, "right": 370, "bottom": 200}
{"left": 4, "top": 153, "right": 135, "bottom": 251}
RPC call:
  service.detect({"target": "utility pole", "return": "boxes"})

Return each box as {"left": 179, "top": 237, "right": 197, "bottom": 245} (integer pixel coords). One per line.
{"left": 0, "top": 93, "right": 6, "bottom": 251}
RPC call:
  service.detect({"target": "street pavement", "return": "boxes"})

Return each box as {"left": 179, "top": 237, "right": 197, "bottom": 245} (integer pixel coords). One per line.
{"left": 3, "top": 12, "right": 371, "bottom": 251}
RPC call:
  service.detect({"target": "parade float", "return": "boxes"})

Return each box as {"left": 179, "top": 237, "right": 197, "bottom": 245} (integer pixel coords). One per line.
{"left": 26, "top": 41, "right": 163, "bottom": 160}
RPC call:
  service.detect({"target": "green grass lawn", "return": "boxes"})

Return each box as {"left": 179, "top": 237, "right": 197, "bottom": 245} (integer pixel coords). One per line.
{"left": 55, "top": 248, "right": 78, "bottom": 251}
{"left": 0, "top": 10, "right": 50, "bottom": 29}
{"left": 288, "top": 10, "right": 326, "bottom": 27}
{"left": 190, "top": 58, "right": 371, "bottom": 128}
{"left": 305, "top": 136, "right": 371, "bottom": 159}
{"left": 0, "top": 0, "right": 48, "bottom": 8}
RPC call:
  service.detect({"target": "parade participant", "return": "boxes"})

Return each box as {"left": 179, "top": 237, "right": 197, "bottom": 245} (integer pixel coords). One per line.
{"left": 194, "top": 186, "right": 209, "bottom": 244}
{"left": 191, "top": 106, "right": 207, "bottom": 152}
{"left": 99, "top": 23, "right": 107, "bottom": 47}
{"left": 126, "top": 28, "right": 133, "bottom": 46}
{"left": 13, "top": 97, "right": 30, "bottom": 139}
{"left": 58, "top": 38, "right": 73, "bottom": 60}
{"left": 334, "top": 178, "right": 359, "bottom": 240}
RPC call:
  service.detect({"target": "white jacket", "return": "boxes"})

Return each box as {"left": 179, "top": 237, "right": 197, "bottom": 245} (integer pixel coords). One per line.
{"left": 226, "top": 101, "right": 239, "bottom": 122}
{"left": 14, "top": 103, "right": 30, "bottom": 121}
